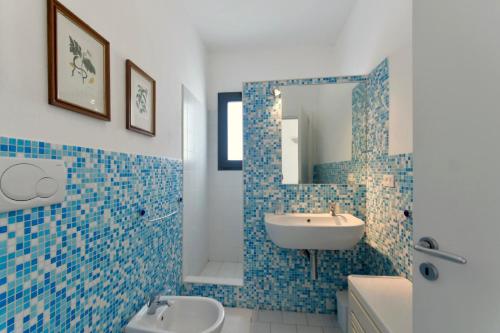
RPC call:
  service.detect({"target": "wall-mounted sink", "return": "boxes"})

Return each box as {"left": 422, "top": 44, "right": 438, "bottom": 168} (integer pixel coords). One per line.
{"left": 264, "top": 213, "right": 365, "bottom": 250}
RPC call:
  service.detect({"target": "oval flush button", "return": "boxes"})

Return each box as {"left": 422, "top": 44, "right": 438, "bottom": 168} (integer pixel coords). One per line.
{"left": 36, "top": 177, "right": 58, "bottom": 198}
{"left": 0, "top": 163, "right": 44, "bottom": 201}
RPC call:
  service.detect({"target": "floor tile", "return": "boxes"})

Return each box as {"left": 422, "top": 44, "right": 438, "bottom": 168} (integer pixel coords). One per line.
{"left": 252, "top": 321, "right": 271, "bottom": 333}
{"left": 271, "top": 323, "right": 297, "bottom": 333}
{"left": 322, "top": 327, "right": 342, "bottom": 333}
{"left": 225, "top": 307, "right": 254, "bottom": 321}
{"left": 222, "top": 320, "right": 251, "bottom": 333}
{"left": 221, "top": 308, "right": 342, "bottom": 333}
{"left": 256, "top": 310, "right": 283, "bottom": 323}
{"left": 224, "top": 307, "right": 253, "bottom": 332}
{"left": 306, "top": 314, "right": 337, "bottom": 327}
{"left": 282, "top": 311, "right": 307, "bottom": 325}
{"left": 297, "top": 326, "right": 323, "bottom": 333}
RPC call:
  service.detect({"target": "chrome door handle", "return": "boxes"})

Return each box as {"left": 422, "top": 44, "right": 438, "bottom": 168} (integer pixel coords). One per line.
{"left": 414, "top": 237, "right": 467, "bottom": 264}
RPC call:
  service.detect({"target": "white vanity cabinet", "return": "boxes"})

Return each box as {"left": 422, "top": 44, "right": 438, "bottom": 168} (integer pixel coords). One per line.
{"left": 348, "top": 276, "right": 412, "bottom": 333}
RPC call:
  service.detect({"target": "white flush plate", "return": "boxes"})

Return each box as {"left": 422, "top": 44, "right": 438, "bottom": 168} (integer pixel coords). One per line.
{"left": 0, "top": 158, "right": 67, "bottom": 213}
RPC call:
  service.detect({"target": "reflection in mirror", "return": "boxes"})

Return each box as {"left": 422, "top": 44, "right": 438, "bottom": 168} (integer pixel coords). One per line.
{"left": 280, "top": 82, "right": 366, "bottom": 184}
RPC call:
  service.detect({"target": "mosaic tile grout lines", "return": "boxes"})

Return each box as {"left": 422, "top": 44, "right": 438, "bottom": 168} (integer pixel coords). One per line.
{"left": 0, "top": 137, "right": 183, "bottom": 332}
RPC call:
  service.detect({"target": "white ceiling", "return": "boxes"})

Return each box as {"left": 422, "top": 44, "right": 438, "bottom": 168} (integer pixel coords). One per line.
{"left": 179, "top": 0, "right": 357, "bottom": 51}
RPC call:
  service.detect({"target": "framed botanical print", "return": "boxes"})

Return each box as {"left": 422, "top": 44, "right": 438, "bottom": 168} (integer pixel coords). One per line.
{"left": 47, "top": 0, "right": 111, "bottom": 120}
{"left": 126, "top": 60, "right": 156, "bottom": 136}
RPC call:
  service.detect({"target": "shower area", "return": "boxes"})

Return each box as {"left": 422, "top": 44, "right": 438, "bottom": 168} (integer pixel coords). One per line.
{"left": 182, "top": 86, "right": 244, "bottom": 286}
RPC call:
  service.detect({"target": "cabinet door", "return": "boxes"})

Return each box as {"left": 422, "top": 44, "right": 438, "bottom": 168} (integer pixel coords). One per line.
{"left": 349, "top": 292, "right": 382, "bottom": 333}
{"left": 350, "top": 311, "right": 365, "bottom": 333}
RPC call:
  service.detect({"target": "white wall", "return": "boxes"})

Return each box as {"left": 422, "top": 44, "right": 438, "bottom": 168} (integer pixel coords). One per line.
{"left": 206, "top": 46, "right": 337, "bottom": 262}
{"left": 182, "top": 87, "right": 209, "bottom": 277}
{"left": 330, "top": 0, "right": 413, "bottom": 155}
{"left": 281, "top": 86, "right": 318, "bottom": 183}
{"left": 281, "top": 83, "right": 355, "bottom": 178}
{"left": 299, "top": 111, "right": 311, "bottom": 183}
{"left": 315, "top": 84, "right": 355, "bottom": 163}
{"left": 0, "top": 0, "right": 206, "bottom": 159}
{"left": 208, "top": 46, "right": 337, "bottom": 84}
{"left": 281, "top": 119, "right": 299, "bottom": 184}
{"left": 281, "top": 86, "right": 319, "bottom": 120}
{"left": 205, "top": 0, "right": 412, "bottom": 262}
{"left": 388, "top": 45, "right": 413, "bottom": 155}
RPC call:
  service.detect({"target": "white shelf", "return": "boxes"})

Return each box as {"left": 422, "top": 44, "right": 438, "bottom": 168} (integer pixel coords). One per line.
{"left": 184, "top": 261, "right": 244, "bottom": 287}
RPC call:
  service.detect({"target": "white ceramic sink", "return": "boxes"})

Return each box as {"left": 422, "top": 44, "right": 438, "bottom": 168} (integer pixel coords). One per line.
{"left": 124, "top": 296, "right": 225, "bottom": 333}
{"left": 264, "top": 213, "right": 365, "bottom": 250}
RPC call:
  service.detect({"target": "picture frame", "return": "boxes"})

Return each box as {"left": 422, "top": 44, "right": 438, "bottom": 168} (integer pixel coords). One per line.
{"left": 47, "top": 0, "right": 111, "bottom": 121}
{"left": 126, "top": 60, "right": 156, "bottom": 136}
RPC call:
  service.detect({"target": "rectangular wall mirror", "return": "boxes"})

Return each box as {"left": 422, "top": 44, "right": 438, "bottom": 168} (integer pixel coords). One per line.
{"left": 280, "top": 82, "right": 366, "bottom": 185}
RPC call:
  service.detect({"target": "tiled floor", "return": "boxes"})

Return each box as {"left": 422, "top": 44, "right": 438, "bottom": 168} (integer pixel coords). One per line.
{"left": 222, "top": 308, "right": 342, "bottom": 333}
{"left": 184, "top": 261, "right": 243, "bottom": 286}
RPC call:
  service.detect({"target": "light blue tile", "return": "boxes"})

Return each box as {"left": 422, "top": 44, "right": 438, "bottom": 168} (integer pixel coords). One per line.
{"left": 184, "top": 60, "right": 413, "bottom": 313}
{"left": 0, "top": 137, "right": 183, "bottom": 332}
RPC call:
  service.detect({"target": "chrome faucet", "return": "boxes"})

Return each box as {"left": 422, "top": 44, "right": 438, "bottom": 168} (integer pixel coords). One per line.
{"left": 147, "top": 294, "right": 172, "bottom": 315}
{"left": 329, "top": 202, "right": 338, "bottom": 216}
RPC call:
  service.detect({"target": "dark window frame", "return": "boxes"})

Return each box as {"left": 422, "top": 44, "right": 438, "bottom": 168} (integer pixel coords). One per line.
{"left": 218, "top": 92, "right": 243, "bottom": 171}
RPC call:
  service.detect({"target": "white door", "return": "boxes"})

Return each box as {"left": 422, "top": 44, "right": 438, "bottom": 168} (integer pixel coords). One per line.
{"left": 414, "top": 1, "right": 500, "bottom": 332}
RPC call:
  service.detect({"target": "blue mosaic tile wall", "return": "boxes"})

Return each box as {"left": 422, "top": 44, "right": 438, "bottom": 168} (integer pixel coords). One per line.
{"left": 364, "top": 154, "right": 413, "bottom": 278}
{"left": 184, "top": 60, "right": 413, "bottom": 312}
{"left": 313, "top": 160, "right": 356, "bottom": 184}
{"left": 352, "top": 82, "right": 368, "bottom": 162}
{"left": 0, "top": 137, "right": 183, "bottom": 332}
{"left": 362, "top": 59, "right": 414, "bottom": 279}
{"left": 313, "top": 60, "right": 414, "bottom": 279}
{"left": 243, "top": 76, "right": 369, "bottom": 313}
{"left": 366, "top": 59, "right": 390, "bottom": 160}
{"left": 184, "top": 75, "right": 368, "bottom": 314}
{"left": 184, "top": 184, "right": 366, "bottom": 313}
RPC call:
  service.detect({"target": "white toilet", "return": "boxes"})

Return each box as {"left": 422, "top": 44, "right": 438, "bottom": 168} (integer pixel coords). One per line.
{"left": 124, "top": 296, "right": 225, "bottom": 333}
